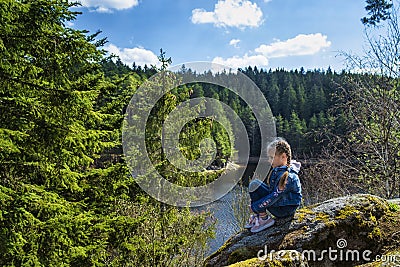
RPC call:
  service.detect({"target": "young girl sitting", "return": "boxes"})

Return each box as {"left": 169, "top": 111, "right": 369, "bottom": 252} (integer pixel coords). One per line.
{"left": 245, "top": 138, "right": 302, "bottom": 233}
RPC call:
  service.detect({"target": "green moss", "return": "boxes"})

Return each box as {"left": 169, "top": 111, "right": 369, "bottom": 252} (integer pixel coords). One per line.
{"left": 295, "top": 212, "right": 307, "bottom": 223}
{"left": 227, "top": 258, "right": 265, "bottom": 267}
{"left": 216, "top": 195, "right": 397, "bottom": 267}
{"left": 295, "top": 206, "right": 335, "bottom": 228}
{"left": 368, "top": 227, "right": 382, "bottom": 240}
{"left": 267, "top": 261, "right": 285, "bottom": 267}
{"left": 388, "top": 202, "right": 399, "bottom": 212}
{"left": 295, "top": 207, "right": 318, "bottom": 223}
{"left": 276, "top": 251, "right": 301, "bottom": 264}
{"left": 227, "top": 247, "right": 257, "bottom": 265}
{"left": 365, "top": 195, "right": 389, "bottom": 214}
{"left": 315, "top": 212, "right": 330, "bottom": 224}
{"left": 204, "top": 237, "right": 236, "bottom": 266}
{"left": 335, "top": 196, "right": 389, "bottom": 225}
{"left": 214, "top": 238, "right": 233, "bottom": 254}
{"left": 227, "top": 251, "right": 306, "bottom": 267}
{"left": 335, "top": 202, "right": 385, "bottom": 243}
{"left": 296, "top": 207, "right": 314, "bottom": 216}
{"left": 384, "top": 248, "right": 400, "bottom": 259}
{"left": 210, "top": 232, "right": 242, "bottom": 259}
{"left": 354, "top": 247, "right": 400, "bottom": 267}
{"left": 336, "top": 205, "right": 361, "bottom": 220}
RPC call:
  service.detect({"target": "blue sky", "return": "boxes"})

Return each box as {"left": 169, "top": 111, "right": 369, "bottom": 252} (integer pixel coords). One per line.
{"left": 72, "top": 0, "right": 368, "bottom": 71}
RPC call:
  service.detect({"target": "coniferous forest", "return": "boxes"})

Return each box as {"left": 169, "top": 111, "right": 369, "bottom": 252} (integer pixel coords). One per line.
{"left": 1, "top": 0, "right": 399, "bottom": 266}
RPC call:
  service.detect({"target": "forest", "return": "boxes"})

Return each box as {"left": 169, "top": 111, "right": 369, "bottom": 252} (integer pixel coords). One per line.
{"left": 0, "top": 0, "right": 399, "bottom": 266}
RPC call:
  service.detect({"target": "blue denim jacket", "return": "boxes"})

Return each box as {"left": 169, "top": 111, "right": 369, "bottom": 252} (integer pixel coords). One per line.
{"left": 250, "top": 162, "right": 302, "bottom": 212}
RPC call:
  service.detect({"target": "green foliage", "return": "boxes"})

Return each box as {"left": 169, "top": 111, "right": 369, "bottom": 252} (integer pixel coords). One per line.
{"left": 0, "top": 0, "right": 116, "bottom": 193}
{"left": 109, "top": 199, "right": 215, "bottom": 267}
{"left": 241, "top": 67, "right": 345, "bottom": 155}
{"left": 0, "top": 183, "right": 108, "bottom": 266}
{"left": 0, "top": 1, "right": 216, "bottom": 266}
{"left": 123, "top": 68, "right": 233, "bottom": 189}
{"left": 7, "top": 1, "right": 399, "bottom": 265}
{"left": 361, "top": 0, "right": 393, "bottom": 26}
{"left": 0, "top": 183, "right": 214, "bottom": 267}
{"left": 122, "top": 64, "right": 351, "bottom": 158}
{"left": 129, "top": 66, "right": 348, "bottom": 157}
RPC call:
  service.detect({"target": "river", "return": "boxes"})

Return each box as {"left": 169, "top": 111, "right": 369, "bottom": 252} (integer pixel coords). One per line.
{"left": 194, "top": 163, "right": 256, "bottom": 254}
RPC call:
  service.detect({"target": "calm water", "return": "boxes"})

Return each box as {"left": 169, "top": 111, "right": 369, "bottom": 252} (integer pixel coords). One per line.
{"left": 193, "top": 164, "right": 256, "bottom": 254}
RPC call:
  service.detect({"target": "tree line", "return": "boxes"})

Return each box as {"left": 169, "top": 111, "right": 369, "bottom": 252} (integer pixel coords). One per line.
{"left": 1, "top": 0, "right": 398, "bottom": 266}
{"left": 103, "top": 58, "right": 350, "bottom": 158}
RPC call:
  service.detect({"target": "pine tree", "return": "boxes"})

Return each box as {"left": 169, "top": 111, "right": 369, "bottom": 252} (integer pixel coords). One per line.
{"left": 0, "top": 2, "right": 215, "bottom": 266}
{"left": 0, "top": 1, "right": 118, "bottom": 265}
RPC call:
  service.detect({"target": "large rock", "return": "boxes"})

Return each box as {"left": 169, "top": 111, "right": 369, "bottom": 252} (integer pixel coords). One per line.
{"left": 204, "top": 194, "right": 400, "bottom": 267}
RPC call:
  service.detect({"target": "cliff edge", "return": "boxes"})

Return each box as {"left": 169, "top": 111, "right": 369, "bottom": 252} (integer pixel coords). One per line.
{"left": 204, "top": 194, "right": 400, "bottom": 267}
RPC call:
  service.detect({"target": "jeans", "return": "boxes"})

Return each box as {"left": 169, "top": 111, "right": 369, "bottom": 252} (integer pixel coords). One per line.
{"left": 249, "top": 179, "right": 298, "bottom": 218}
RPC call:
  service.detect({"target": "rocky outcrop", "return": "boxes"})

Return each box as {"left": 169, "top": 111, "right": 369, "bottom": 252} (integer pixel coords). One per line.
{"left": 204, "top": 194, "right": 400, "bottom": 267}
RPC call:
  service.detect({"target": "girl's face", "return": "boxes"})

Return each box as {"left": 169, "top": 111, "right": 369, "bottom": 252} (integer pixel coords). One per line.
{"left": 267, "top": 149, "right": 288, "bottom": 168}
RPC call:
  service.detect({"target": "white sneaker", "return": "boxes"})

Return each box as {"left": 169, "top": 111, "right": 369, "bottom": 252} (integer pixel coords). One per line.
{"left": 250, "top": 216, "right": 275, "bottom": 233}
{"left": 244, "top": 214, "right": 258, "bottom": 229}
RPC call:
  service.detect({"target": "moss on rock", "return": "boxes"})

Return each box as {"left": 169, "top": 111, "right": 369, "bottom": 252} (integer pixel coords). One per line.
{"left": 204, "top": 194, "right": 400, "bottom": 267}
{"left": 355, "top": 247, "right": 400, "bottom": 267}
{"left": 227, "top": 250, "right": 309, "bottom": 267}
{"left": 228, "top": 247, "right": 258, "bottom": 265}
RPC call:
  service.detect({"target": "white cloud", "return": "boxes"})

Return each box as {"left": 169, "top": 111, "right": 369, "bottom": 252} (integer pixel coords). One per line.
{"left": 106, "top": 44, "right": 159, "bottom": 67}
{"left": 93, "top": 6, "right": 113, "bottom": 13}
{"left": 211, "top": 33, "right": 331, "bottom": 69}
{"left": 229, "top": 39, "right": 241, "bottom": 48}
{"left": 191, "top": 0, "right": 263, "bottom": 28}
{"left": 79, "top": 0, "right": 139, "bottom": 13}
{"left": 212, "top": 54, "right": 268, "bottom": 69}
{"left": 255, "top": 33, "right": 331, "bottom": 58}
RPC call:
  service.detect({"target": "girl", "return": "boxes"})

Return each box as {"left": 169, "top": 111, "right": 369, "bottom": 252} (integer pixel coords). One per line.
{"left": 245, "top": 138, "right": 302, "bottom": 233}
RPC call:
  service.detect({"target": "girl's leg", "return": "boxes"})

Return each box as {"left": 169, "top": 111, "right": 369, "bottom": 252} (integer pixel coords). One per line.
{"left": 248, "top": 179, "right": 270, "bottom": 203}
{"left": 267, "top": 205, "right": 299, "bottom": 218}
{"left": 245, "top": 179, "right": 269, "bottom": 229}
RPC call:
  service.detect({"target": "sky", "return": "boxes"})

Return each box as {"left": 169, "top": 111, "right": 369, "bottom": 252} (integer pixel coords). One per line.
{"left": 71, "top": 0, "right": 369, "bottom": 71}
